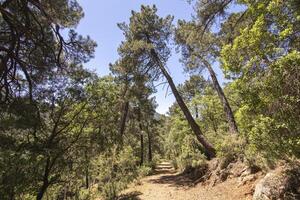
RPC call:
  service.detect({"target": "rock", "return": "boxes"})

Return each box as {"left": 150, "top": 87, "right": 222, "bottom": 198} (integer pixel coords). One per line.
{"left": 238, "top": 174, "right": 256, "bottom": 187}
{"left": 209, "top": 159, "right": 219, "bottom": 171}
{"left": 227, "top": 162, "right": 235, "bottom": 170}
{"left": 219, "top": 156, "right": 236, "bottom": 170}
{"left": 219, "top": 169, "right": 230, "bottom": 182}
{"left": 253, "top": 164, "right": 300, "bottom": 200}
{"left": 184, "top": 163, "right": 208, "bottom": 182}
{"left": 209, "top": 178, "right": 217, "bottom": 187}
{"left": 229, "top": 160, "right": 258, "bottom": 178}
{"left": 241, "top": 168, "right": 252, "bottom": 177}
{"left": 253, "top": 172, "right": 281, "bottom": 200}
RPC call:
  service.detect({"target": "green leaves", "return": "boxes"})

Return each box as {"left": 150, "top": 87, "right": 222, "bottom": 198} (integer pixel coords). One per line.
{"left": 117, "top": 5, "right": 173, "bottom": 77}
{"left": 93, "top": 146, "right": 138, "bottom": 200}
{"left": 174, "top": 0, "right": 300, "bottom": 167}
{"left": 0, "top": 0, "right": 96, "bottom": 103}
{"left": 217, "top": 0, "right": 300, "bottom": 167}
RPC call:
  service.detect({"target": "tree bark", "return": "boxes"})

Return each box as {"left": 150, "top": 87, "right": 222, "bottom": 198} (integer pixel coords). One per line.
{"left": 119, "top": 101, "right": 129, "bottom": 136}
{"left": 36, "top": 158, "right": 50, "bottom": 200}
{"left": 150, "top": 50, "right": 216, "bottom": 159}
{"left": 37, "top": 183, "right": 48, "bottom": 200}
{"left": 138, "top": 111, "right": 144, "bottom": 166}
{"left": 9, "top": 189, "right": 14, "bottom": 200}
{"left": 139, "top": 128, "right": 144, "bottom": 166}
{"left": 119, "top": 84, "right": 129, "bottom": 138}
{"left": 84, "top": 150, "right": 89, "bottom": 189}
{"left": 146, "top": 124, "right": 152, "bottom": 162}
{"left": 195, "top": 105, "right": 199, "bottom": 119}
{"left": 205, "top": 62, "right": 239, "bottom": 134}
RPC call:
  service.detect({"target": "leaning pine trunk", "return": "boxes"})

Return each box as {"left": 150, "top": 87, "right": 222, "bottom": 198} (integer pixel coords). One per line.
{"left": 205, "top": 61, "right": 238, "bottom": 134}
{"left": 150, "top": 50, "right": 216, "bottom": 159}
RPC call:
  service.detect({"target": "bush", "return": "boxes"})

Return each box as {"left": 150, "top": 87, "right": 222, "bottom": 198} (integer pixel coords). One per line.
{"left": 78, "top": 188, "right": 94, "bottom": 200}
{"left": 150, "top": 153, "right": 161, "bottom": 169}
{"left": 175, "top": 135, "right": 206, "bottom": 171}
{"left": 138, "top": 165, "right": 152, "bottom": 177}
{"left": 214, "top": 133, "right": 245, "bottom": 168}
{"left": 93, "top": 146, "right": 138, "bottom": 200}
{"left": 242, "top": 116, "right": 290, "bottom": 169}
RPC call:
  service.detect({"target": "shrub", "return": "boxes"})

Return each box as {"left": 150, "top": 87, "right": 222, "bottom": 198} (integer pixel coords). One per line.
{"left": 214, "top": 133, "right": 245, "bottom": 168}
{"left": 93, "top": 146, "right": 138, "bottom": 200}
{"left": 138, "top": 165, "right": 152, "bottom": 177}
{"left": 176, "top": 135, "right": 206, "bottom": 171}
{"left": 78, "top": 188, "right": 93, "bottom": 200}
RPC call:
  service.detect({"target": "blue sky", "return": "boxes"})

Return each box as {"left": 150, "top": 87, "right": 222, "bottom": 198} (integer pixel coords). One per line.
{"left": 76, "top": 0, "right": 225, "bottom": 114}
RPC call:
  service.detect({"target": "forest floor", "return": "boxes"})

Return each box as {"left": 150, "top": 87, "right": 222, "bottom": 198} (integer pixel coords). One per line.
{"left": 119, "top": 161, "right": 258, "bottom": 200}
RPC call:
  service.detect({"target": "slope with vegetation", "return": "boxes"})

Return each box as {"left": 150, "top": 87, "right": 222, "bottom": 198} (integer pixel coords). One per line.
{"left": 0, "top": 0, "right": 299, "bottom": 200}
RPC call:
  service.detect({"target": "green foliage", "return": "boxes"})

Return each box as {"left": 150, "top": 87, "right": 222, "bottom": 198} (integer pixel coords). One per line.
{"left": 163, "top": 105, "right": 206, "bottom": 170}
{"left": 94, "top": 146, "right": 138, "bottom": 200}
{"left": 214, "top": 134, "right": 245, "bottom": 169}
{"left": 245, "top": 116, "right": 283, "bottom": 167}
{"left": 218, "top": 0, "right": 300, "bottom": 167}
{"left": 0, "top": 0, "right": 96, "bottom": 103}
{"left": 223, "top": 49, "right": 300, "bottom": 168}
{"left": 117, "top": 4, "right": 173, "bottom": 74}
{"left": 176, "top": 135, "right": 206, "bottom": 170}
{"left": 192, "top": 87, "right": 227, "bottom": 132}
{"left": 78, "top": 189, "right": 94, "bottom": 200}
{"left": 138, "top": 165, "right": 153, "bottom": 177}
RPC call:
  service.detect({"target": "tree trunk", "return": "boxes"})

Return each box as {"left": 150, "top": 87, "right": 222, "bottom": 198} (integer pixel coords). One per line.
{"left": 119, "top": 85, "right": 129, "bottom": 138}
{"left": 63, "top": 186, "right": 67, "bottom": 200}
{"left": 85, "top": 168, "right": 89, "bottom": 189}
{"left": 140, "top": 130, "right": 144, "bottom": 166}
{"left": 138, "top": 111, "right": 144, "bottom": 166}
{"left": 146, "top": 124, "right": 152, "bottom": 162}
{"left": 37, "top": 158, "right": 50, "bottom": 200}
{"left": 9, "top": 189, "right": 14, "bottom": 200}
{"left": 150, "top": 50, "right": 216, "bottom": 159}
{"left": 205, "top": 63, "right": 238, "bottom": 134}
{"left": 208, "top": 112, "right": 218, "bottom": 133}
{"left": 195, "top": 104, "right": 199, "bottom": 119}
{"left": 84, "top": 150, "right": 89, "bottom": 189}
{"left": 37, "top": 183, "right": 48, "bottom": 200}
{"left": 119, "top": 101, "right": 129, "bottom": 136}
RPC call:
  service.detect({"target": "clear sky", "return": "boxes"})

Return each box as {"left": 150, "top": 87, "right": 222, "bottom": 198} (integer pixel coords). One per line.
{"left": 76, "top": 0, "right": 225, "bottom": 114}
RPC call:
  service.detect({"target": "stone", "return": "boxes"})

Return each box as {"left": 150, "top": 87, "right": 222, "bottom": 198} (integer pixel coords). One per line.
{"left": 238, "top": 174, "right": 256, "bottom": 187}
{"left": 253, "top": 165, "right": 300, "bottom": 200}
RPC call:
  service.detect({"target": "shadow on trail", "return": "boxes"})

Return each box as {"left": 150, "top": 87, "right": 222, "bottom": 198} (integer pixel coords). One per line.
{"left": 149, "top": 173, "right": 195, "bottom": 187}
{"left": 150, "top": 169, "right": 177, "bottom": 176}
{"left": 118, "top": 191, "right": 142, "bottom": 200}
{"left": 120, "top": 162, "right": 208, "bottom": 199}
{"left": 149, "top": 164, "right": 208, "bottom": 188}
{"left": 149, "top": 162, "right": 177, "bottom": 176}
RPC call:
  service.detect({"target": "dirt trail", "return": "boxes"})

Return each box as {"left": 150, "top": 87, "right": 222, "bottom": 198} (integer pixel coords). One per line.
{"left": 120, "top": 162, "right": 254, "bottom": 200}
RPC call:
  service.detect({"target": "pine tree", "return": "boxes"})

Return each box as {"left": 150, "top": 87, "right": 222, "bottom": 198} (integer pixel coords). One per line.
{"left": 117, "top": 5, "right": 216, "bottom": 158}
